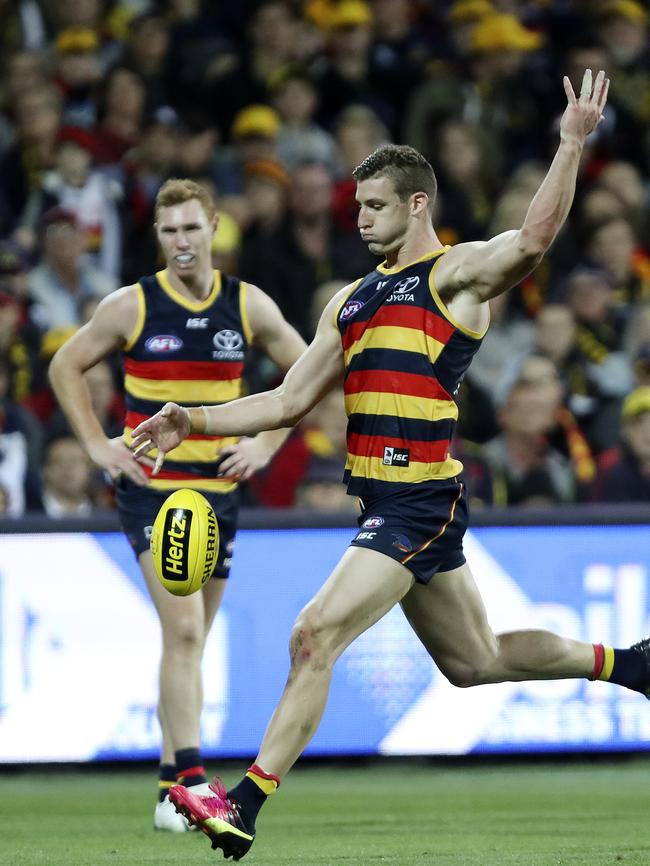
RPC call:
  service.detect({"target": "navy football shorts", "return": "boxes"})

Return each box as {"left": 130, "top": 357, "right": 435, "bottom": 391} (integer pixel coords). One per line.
{"left": 116, "top": 479, "right": 240, "bottom": 579}
{"left": 350, "top": 478, "right": 468, "bottom": 584}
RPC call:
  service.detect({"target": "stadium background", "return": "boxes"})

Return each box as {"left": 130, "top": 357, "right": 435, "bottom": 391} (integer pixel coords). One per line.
{"left": 0, "top": 0, "right": 649, "bottom": 754}
{"left": 1, "top": 2, "right": 649, "bottom": 863}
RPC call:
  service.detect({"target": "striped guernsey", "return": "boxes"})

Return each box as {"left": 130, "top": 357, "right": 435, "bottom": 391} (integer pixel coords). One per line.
{"left": 122, "top": 268, "right": 252, "bottom": 492}
{"left": 337, "top": 248, "right": 487, "bottom": 497}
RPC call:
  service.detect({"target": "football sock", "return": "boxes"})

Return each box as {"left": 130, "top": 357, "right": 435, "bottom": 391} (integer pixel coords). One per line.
{"left": 175, "top": 747, "right": 207, "bottom": 788}
{"left": 591, "top": 644, "right": 648, "bottom": 692}
{"left": 227, "top": 764, "right": 280, "bottom": 833}
{"left": 158, "top": 764, "right": 177, "bottom": 802}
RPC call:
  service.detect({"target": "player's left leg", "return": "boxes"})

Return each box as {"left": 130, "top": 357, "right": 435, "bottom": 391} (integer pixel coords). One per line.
{"left": 402, "top": 561, "right": 650, "bottom": 695}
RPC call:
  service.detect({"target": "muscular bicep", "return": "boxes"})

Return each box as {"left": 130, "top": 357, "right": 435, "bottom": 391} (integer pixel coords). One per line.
{"left": 438, "top": 230, "right": 543, "bottom": 303}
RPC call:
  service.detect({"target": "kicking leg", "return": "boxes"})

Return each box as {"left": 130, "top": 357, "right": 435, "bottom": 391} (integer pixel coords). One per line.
{"left": 401, "top": 561, "right": 594, "bottom": 686}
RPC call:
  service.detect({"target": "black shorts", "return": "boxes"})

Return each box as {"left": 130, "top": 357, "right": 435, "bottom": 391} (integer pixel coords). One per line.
{"left": 115, "top": 479, "right": 240, "bottom": 579}
{"left": 350, "top": 478, "right": 468, "bottom": 584}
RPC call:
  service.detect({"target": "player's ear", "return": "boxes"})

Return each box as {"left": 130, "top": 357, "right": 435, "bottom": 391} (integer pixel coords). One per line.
{"left": 410, "top": 192, "right": 429, "bottom": 216}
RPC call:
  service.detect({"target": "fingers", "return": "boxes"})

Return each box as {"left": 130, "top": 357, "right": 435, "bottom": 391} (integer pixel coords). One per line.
{"left": 563, "top": 75, "right": 577, "bottom": 105}
{"left": 597, "top": 75, "right": 610, "bottom": 114}
{"left": 579, "top": 68, "right": 592, "bottom": 101}
{"left": 153, "top": 451, "right": 166, "bottom": 476}
{"left": 131, "top": 436, "right": 153, "bottom": 458}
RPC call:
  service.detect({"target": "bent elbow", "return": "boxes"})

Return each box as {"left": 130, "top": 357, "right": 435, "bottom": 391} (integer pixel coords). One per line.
{"left": 517, "top": 230, "right": 547, "bottom": 265}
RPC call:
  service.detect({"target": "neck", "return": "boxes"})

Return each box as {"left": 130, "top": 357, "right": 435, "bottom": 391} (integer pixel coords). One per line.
{"left": 382, "top": 226, "right": 442, "bottom": 269}
{"left": 164, "top": 266, "right": 214, "bottom": 300}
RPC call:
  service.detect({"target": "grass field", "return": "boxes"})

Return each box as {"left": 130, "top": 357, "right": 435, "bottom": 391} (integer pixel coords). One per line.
{"left": 2, "top": 759, "right": 650, "bottom": 865}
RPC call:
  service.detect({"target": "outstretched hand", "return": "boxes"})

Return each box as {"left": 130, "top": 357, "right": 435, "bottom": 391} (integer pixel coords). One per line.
{"left": 130, "top": 401, "right": 191, "bottom": 475}
{"left": 560, "top": 68, "right": 609, "bottom": 145}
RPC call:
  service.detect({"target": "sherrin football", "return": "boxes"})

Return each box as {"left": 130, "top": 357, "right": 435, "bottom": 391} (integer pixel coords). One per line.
{"left": 150, "top": 489, "right": 219, "bottom": 596}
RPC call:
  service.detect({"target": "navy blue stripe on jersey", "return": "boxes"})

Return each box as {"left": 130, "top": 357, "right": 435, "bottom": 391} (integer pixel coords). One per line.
{"left": 347, "top": 413, "right": 455, "bottom": 443}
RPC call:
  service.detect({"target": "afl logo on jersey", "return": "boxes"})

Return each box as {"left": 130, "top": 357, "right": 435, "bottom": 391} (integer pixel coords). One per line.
{"left": 340, "top": 300, "right": 363, "bottom": 321}
{"left": 145, "top": 335, "right": 184, "bottom": 353}
{"left": 213, "top": 329, "right": 245, "bottom": 360}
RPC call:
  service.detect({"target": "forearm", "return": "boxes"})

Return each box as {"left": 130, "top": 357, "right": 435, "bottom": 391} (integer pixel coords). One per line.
{"left": 188, "top": 388, "right": 291, "bottom": 437}
{"left": 49, "top": 362, "right": 107, "bottom": 452}
{"left": 520, "top": 138, "right": 583, "bottom": 253}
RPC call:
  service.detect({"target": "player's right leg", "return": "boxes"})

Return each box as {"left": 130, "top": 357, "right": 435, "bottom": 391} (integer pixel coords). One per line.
{"left": 402, "top": 561, "right": 650, "bottom": 696}
{"left": 170, "top": 545, "right": 415, "bottom": 858}
{"left": 140, "top": 550, "right": 219, "bottom": 829}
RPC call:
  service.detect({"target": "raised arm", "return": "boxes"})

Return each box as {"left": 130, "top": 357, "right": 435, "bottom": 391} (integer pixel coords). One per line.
{"left": 436, "top": 69, "right": 610, "bottom": 305}
{"left": 131, "top": 288, "right": 348, "bottom": 473}
{"left": 48, "top": 287, "right": 150, "bottom": 485}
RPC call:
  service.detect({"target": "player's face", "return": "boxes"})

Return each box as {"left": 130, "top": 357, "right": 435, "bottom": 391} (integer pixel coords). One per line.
{"left": 155, "top": 199, "right": 217, "bottom": 279}
{"left": 356, "top": 176, "right": 411, "bottom": 257}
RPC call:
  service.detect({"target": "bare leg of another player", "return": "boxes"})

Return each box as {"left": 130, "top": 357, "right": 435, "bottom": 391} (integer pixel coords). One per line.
{"left": 140, "top": 550, "right": 226, "bottom": 828}
{"left": 400, "top": 561, "right": 650, "bottom": 694}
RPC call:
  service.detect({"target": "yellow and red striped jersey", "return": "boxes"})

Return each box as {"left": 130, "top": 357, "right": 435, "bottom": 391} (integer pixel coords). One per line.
{"left": 337, "top": 248, "right": 487, "bottom": 497}
{"left": 122, "top": 268, "right": 253, "bottom": 492}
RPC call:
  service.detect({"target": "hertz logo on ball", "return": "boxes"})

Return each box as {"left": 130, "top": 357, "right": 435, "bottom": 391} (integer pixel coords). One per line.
{"left": 151, "top": 489, "right": 220, "bottom": 596}
{"left": 161, "top": 508, "right": 192, "bottom": 581}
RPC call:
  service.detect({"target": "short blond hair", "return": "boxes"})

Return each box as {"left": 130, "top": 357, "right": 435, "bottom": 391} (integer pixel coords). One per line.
{"left": 155, "top": 178, "right": 216, "bottom": 220}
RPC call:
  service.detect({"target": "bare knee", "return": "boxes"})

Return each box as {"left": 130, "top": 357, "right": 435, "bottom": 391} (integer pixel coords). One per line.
{"left": 289, "top": 607, "right": 334, "bottom": 673}
{"left": 162, "top": 615, "right": 204, "bottom": 655}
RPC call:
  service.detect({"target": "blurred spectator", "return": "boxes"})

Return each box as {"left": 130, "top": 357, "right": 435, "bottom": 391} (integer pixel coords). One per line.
{"left": 241, "top": 159, "right": 289, "bottom": 239}
{"left": 433, "top": 119, "right": 498, "bottom": 242}
{"left": 0, "top": 352, "right": 42, "bottom": 515}
{"left": 632, "top": 343, "right": 650, "bottom": 388}
{"left": 39, "top": 434, "right": 95, "bottom": 517}
{"left": 0, "top": 50, "right": 50, "bottom": 155}
{"left": 403, "top": 11, "right": 547, "bottom": 172}
{"left": 584, "top": 216, "right": 650, "bottom": 307}
{"left": 331, "top": 104, "right": 389, "bottom": 233}
{"left": 28, "top": 207, "right": 116, "bottom": 336}
{"left": 590, "top": 386, "right": 650, "bottom": 502}
{"left": 203, "top": 1, "right": 298, "bottom": 140}
{"left": 563, "top": 266, "right": 634, "bottom": 450}
{"left": 53, "top": 26, "right": 103, "bottom": 128}
{"left": 211, "top": 210, "right": 242, "bottom": 275}
{"left": 272, "top": 65, "right": 338, "bottom": 172}
{"left": 0, "top": 1, "right": 48, "bottom": 52}
{"left": 0, "top": 85, "right": 62, "bottom": 235}
{"left": 469, "top": 291, "right": 534, "bottom": 395}
{"left": 483, "top": 379, "right": 576, "bottom": 506}
{"left": 0, "top": 282, "right": 47, "bottom": 414}
{"left": 295, "top": 455, "right": 358, "bottom": 512}
{"left": 594, "top": 0, "right": 650, "bottom": 172}
{"left": 214, "top": 104, "right": 281, "bottom": 200}
{"left": 241, "top": 160, "right": 375, "bottom": 338}
{"left": 122, "top": 12, "right": 171, "bottom": 108}
{"left": 94, "top": 65, "right": 148, "bottom": 166}
{"left": 312, "top": 0, "right": 396, "bottom": 134}
{"left": 20, "top": 126, "right": 123, "bottom": 276}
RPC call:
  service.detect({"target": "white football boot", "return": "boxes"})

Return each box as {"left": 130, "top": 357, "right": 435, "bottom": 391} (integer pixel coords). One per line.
{"left": 154, "top": 794, "right": 193, "bottom": 832}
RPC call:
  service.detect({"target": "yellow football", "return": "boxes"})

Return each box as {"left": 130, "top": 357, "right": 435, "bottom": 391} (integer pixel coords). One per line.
{"left": 150, "top": 489, "right": 219, "bottom": 596}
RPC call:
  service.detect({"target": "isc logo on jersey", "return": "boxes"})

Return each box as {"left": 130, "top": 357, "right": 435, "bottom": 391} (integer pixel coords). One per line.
{"left": 383, "top": 446, "right": 410, "bottom": 466}
{"left": 150, "top": 489, "right": 219, "bottom": 596}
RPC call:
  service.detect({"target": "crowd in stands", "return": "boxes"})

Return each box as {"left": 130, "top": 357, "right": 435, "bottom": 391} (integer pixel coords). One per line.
{"left": 0, "top": 0, "right": 649, "bottom": 515}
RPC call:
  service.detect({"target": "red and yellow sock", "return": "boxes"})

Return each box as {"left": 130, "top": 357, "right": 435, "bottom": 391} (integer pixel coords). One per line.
{"left": 175, "top": 747, "right": 207, "bottom": 788}
{"left": 591, "top": 643, "right": 646, "bottom": 691}
{"left": 158, "top": 763, "right": 176, "bottom": 803}
{"left": 227, "top": 764, "right": 281, "bottom": 833}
